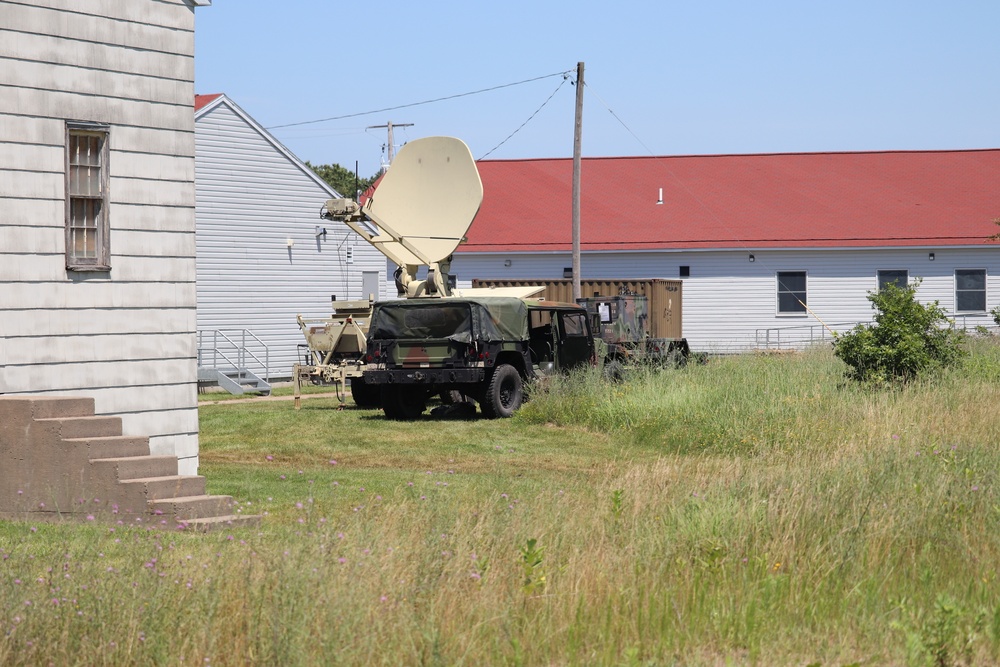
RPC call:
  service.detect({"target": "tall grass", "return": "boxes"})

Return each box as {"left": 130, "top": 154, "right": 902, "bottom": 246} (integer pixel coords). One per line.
{"left": 2, "top": 341, "right": 999, "bottom": 665}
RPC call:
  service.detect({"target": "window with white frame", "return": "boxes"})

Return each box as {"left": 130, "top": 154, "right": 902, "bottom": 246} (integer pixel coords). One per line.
{"left": 776, "top": 271, "right": 807, "bottom": 314}
{"left": 955, "top": 269, "right": 986, "bottom": 312}
{"left": 66, "top": 123, "right": 110, "bottom": 271}
{"left": 877, "top": 269, "right": 909, "bottom": 291}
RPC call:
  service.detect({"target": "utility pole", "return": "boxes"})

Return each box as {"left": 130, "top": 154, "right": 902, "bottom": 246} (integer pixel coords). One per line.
{"left": 571, "top": 61, "right": 584, "bottom": 301}
{"left": 368, "top": 121, "right": 413, "bottom": 171}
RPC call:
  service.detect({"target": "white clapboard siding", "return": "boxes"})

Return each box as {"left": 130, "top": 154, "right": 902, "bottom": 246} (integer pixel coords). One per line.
{"left": 195, "top": 96, "right": 387, "bottom": 380}
{"left": 0, "top": 0, "right": 202, "bottom": 474}
{"left": 452, "top": 246, "right": 1000, "bottom": 353}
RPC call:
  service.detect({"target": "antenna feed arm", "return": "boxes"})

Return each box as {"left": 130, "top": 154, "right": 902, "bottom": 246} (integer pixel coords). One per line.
{"left": 321, "top": 197, "right": 364, "bottom": 222}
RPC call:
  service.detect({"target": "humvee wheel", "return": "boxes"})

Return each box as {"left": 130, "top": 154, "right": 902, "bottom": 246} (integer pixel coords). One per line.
{"left": 481, "top": 364, "right": 523, "bottom": 418}
{"left": 382, "top": 385, "right": 426, "bottom": 420}
{"left": 350, "top": 378, "right": 381, "bottom": 408}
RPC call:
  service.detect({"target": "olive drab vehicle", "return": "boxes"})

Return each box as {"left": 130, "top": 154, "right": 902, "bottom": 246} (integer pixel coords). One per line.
{"left": 577, "top": 292, "right": 690, "bottom": 368}
{"left": 312, "top": 136, "right": 600, "bottom": 418}
{"left": 472, "top": 278, "right": 691, "bottom": 372}
{"left": 365, "top": 296, "right": 596, "bottom": 419}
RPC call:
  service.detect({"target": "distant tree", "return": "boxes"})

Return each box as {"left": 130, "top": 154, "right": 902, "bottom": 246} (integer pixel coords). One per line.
{"left": 305, "top": 161, "right": 380, "bottom": 199}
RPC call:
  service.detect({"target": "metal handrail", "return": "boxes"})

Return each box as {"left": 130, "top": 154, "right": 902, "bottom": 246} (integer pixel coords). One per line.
{"left": 755, "top": 312, "right": 994, "bottom": 350}
{"left": 197, "top": 329, "right": 270, "bottom": 382}
{"left": 754, "top": 322, "right": 856, "bottom": 350}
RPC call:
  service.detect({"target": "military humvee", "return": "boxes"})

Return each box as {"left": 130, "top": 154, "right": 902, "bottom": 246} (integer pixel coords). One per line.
{"left": 363, "top": 296, "right": 596, "bottom": 419}
{"left": 316, "top": 136, "right": 602, "bottom": 418}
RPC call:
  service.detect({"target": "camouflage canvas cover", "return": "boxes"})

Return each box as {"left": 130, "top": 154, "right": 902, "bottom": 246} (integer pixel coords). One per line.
{"left": 579, "top": 295, "right": 650, "bottom": 344}
{"left": 369, "top": 297, "right": 530, "bottom": 344}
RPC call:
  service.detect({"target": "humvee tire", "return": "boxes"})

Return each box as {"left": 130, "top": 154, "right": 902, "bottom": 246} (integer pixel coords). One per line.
{"left": 481, "top": 364, "right": 523, "bottom": 419}
{"left": 382, "top": 385, "right": 426, "bottom": 420}
{"left": 350, "top": 377, "right": 381, "bottom": 408}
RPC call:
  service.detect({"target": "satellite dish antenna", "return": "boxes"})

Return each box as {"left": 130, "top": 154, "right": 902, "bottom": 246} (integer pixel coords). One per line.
{"left": 363, "top": 136, "right": 482, "bottom": 266}
{"left": 324, "top": 136, "right": 483, "bottom": 297}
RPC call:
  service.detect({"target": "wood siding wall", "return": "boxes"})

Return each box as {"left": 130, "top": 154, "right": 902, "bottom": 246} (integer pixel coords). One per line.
{"left": 0, "top": 0, "right": 201, "bottom": 474}
{"left": 452, "top": 248, "right": 1000, "bottom": 353}
{"left": 195, "top": 101, "right": 386, "bottom": 380}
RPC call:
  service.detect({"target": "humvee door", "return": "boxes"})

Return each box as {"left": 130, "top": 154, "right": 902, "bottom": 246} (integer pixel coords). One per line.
{"left": 555, "top": 309, "right": 593, "bottom": 370}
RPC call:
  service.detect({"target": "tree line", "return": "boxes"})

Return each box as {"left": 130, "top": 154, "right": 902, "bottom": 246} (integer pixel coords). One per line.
{"left": 306, "top": 161, "right": 381, "bottom": 200}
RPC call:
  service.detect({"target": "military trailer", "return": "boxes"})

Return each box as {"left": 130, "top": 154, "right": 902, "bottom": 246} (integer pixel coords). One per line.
{"left": 293, "top": 298, "right": 380, "bottom": 408}
{"left": 363, "top": 296, "right": 596, "bottom": 419}
{"left": 578, "top": 294, "right": 689, "bottom": 366}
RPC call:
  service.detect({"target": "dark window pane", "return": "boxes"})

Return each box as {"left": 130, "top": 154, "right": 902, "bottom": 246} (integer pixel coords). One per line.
{"left": 777, "top": 272, "right": 807, "bottom": 313}
{"left": 878, "top": 270, "right": 908, "bottom": 291}
{"left": 956, "top": 270, "right": 985, "bottom": 290}
{"left": 562, "top": 312, "right": 587, "bottom": 336}
{"left": 955, "top": 269, "right": 986, "bottom": 312}
{"left": 778, "top": 292, "right": 807, "bottom": 313}
{"left": 777, "top": 272, "right": 806, "bottom": 292}
{"left": 957, "top": 291, "right": 986, "bottom": 312}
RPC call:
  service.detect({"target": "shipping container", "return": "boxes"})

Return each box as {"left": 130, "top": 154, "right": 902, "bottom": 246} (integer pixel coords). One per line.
{"left": 471, "top": 278, "right": 683, "bottom": 340}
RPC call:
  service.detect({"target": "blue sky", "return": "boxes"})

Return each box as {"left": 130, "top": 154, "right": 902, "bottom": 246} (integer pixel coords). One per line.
{"left": 195, "top": 1, "right": 1000, "bottom": 178}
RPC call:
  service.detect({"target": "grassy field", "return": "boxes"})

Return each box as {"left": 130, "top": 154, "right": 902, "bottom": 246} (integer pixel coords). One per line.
{"left": 3, "top": 342, "right": 1000, "bottom": 665}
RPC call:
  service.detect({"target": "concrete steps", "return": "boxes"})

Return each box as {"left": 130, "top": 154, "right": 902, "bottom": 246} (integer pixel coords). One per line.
{"left": 120, "top": 475, "right": 207, "bottom": 499}
{"left": 0, "top": 396, "right": 260, "bottom": 530}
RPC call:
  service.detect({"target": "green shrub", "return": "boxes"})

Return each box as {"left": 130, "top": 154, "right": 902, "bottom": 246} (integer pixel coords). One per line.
{"left": 833, "top": 280, "right": 966, "bottom": 385}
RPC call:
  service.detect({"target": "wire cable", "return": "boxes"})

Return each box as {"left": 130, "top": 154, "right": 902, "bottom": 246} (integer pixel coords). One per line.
{"left": 584, "top": 80, "right": 834, "bottom": 330}
{"left": 478, "top": 75, "right": 570, "bottom": 160}
{"left": 267, "top": 70, "right": 573, "bottom": 130}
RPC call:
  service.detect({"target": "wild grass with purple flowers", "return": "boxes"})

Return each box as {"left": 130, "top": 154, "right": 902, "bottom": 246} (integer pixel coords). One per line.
{"left": 2, "top": 340, "right": 1000, "bottom": 665}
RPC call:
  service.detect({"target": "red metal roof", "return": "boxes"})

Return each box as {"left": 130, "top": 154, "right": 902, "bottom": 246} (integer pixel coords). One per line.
{"left": 194, "top": 93, "right": 222, "bottom": 111}
{"left": 462, "top": 149, "right": 1000, "bottom": 253}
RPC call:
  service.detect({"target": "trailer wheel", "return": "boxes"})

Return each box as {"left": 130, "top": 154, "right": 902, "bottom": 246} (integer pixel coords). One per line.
{"left": 349, "top": 378, "right": 381, "bottom": 408}
{"left": 666, "top": 349, "right": 688, "bottom": 368}
{"left": 481, "top": 364, "right": 523, "bottom": 418}
{"left": 382, "top": 385, "right": 426, "bottom": 420}
{"left": 603, "top": 360, "right": 625, "bottom": 382}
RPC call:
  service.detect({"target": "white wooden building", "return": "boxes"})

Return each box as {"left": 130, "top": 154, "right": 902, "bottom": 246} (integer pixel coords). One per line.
{"left": 1, "top": 0, "right": 210, "bottom": 474}
{"left": 453, "top": 150, "right": 1000, "bottom": 352}
{"left": 194, "top": 94, "right": 386, "bottom": 382}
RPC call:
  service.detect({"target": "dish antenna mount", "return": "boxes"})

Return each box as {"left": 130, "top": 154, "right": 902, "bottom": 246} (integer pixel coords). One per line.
{"left": 322, "top": 136, "right": 483, "bottom": 298}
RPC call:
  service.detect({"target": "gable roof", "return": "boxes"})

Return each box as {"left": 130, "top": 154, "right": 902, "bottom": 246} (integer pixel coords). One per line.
{"left": 193, "top": 93, "right": 341, "bottom": 197}
{"left": 194, "top": 93, "right": 222, "bottom": 112}
{"left": 462, "top": 149, "right": 1000, "bottom": 253}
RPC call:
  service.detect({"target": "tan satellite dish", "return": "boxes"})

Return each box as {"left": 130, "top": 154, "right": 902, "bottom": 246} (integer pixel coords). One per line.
{"left": 362, "top": 136, "right": 483, "bottom": 267}
{"left": 326, "top": 136, "right": 540, "bottom": 297}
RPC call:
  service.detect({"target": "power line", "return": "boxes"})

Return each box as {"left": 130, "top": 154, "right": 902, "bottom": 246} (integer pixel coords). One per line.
{"left": 267, "top": 70, "right": 573, "bottom": 130}
{"left": 584, "top": 80, "right": 831, "bottom": 327}
{"left": 478, "top": 74, "right": 571, "bottom": 160}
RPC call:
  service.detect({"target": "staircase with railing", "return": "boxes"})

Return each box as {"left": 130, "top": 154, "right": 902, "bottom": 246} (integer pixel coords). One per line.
{"left": 197, "top": 329, "right": 271, "bottom": 395}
